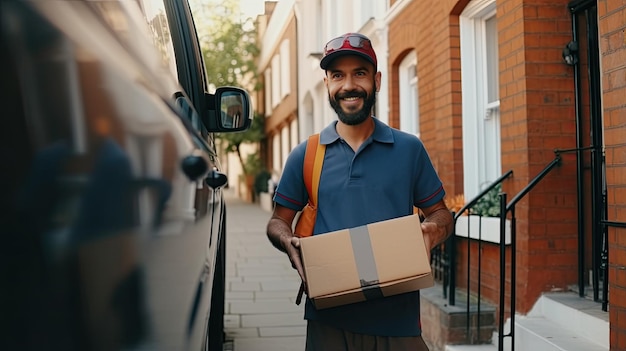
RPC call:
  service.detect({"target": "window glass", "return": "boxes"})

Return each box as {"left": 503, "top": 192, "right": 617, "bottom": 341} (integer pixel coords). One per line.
{"left": 136, "top": 0, "right": 179, "bottom": 78}
{"left": 280, "top": 40, "right": 290, "bottom": 99}
{"left": 460, "top": 1, "right": 501, "bottom": 201}
{"left": 399, "top": 51, "right": 419, "bottom": 136}
{"left": 85, "top": 0, "right": 180, "bottom": 96}
{"left": 271, "top": 55, "right": 280, "bottom": 107}
{"left": 485, "top": 15, "right": 499, "bottom": 104}
{"left": 264, "top": 69, "right": 273, "bottom": 114}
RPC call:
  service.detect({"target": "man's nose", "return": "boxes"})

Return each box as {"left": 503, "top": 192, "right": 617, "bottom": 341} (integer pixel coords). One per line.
{"left": 342, "top": 75, "right": 356, "bottom": 90}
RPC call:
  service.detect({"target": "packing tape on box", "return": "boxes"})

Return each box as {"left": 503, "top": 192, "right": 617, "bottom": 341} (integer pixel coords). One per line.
{"left": 349, "top": 225, "right": 384, "bottom": 301}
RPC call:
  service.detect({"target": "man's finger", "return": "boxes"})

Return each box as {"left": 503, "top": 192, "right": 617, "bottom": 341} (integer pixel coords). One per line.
{"left": 284, "top": 241, "right": 306, "bottom": 283}
{"left": 291, "top": 253, "right": 306, "bottom": 283}
{"left": 290, "top": 236, "right": 301, "bottom": 248}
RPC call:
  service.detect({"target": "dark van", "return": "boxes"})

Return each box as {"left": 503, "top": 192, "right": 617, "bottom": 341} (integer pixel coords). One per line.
{"left": 0, "top": 1, "right": 250, "bottom": 350}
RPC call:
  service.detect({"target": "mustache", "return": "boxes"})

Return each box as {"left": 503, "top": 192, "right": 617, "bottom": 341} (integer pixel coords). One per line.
{"left": 335, "top": 91, "right": 366, "bottom": 100}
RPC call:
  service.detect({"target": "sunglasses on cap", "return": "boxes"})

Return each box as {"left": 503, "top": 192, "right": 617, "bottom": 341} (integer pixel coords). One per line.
{"left": 320, "top": 33, "right": 377, "bottom": 70}
{"left": 323, "top": 34, "right": 372, "bottom": 55}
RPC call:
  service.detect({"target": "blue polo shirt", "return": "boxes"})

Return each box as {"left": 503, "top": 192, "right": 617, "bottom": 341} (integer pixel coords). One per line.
{"left": 273, "top": 117, "right": 445, "bottom": 336}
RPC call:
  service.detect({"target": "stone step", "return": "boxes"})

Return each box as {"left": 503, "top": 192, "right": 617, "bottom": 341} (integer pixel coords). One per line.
{"left": 446, "top": 292, "right": 609, "bottom": 351}
{"left": 446, "top": 343, "right": 497, "bottom": 351}
{"left": 514, "top": 315, "right": 607, "bottom": 351}
{"left": 527, "top": 292, "right": 609, "bottom": 349}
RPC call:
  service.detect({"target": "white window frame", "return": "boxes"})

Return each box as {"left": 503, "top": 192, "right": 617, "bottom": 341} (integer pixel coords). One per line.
{"left": 272, "top": 133, "right": 281, "bottom": 174}
{"left": 290, "top": 118, "right": 299, "bottom": 153}
{"left": 281, "top": 126, "right": 290, "bottom": 170}
{"left": 399, "top": 50, "right": 419, "bottom": 137}
{"left": 264, "top": 69, "right": 272, "bottom": 115}
{"left": 271, "top": 55, "right": 280, "bottom": 107}
{"left": 460, "top": 0, "right": 501, "bottom": 201}
{"left": 280, "top": 39, "right": 290, "bottom": 99}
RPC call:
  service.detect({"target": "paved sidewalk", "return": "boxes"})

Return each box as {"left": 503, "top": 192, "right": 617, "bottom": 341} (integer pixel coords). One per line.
{"left": 223, "top": 189, "right": 306, "bottom": 351}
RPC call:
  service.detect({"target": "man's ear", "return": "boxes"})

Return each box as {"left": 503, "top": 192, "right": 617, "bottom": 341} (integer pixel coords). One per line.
{"left": 375, "top": 71, "right": 382, "bottom": 92}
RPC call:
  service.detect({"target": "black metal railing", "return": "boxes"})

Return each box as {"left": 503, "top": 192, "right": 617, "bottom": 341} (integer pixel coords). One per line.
{"left": 432, "top": 149, "right": 617, "bottom": 349}
{"left": 600, "top": 220, "right": 626, "bottom": 311}
{"left": 455, "top": 171, "right": 513, "bottom": 342}
{"left": 430, "top": 170, "right": 513, "bottom": 344}
{"left": 497, "top": 155, "right": 562, "bottom": 351}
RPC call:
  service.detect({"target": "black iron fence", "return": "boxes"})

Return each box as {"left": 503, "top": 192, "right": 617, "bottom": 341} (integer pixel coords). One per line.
{"left": 430, "top": 147, "right": 618, "bottom": 350}
{"left": 431, "top": 170, "right": 513, "bottom": 343}
{"left": 497, "top": 155, "right": 561, "bottom": 350}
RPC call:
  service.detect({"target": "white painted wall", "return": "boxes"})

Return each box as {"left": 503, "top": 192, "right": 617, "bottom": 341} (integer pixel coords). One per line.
{"left": 259, "top": 0, "right": 390, "bottom": 176}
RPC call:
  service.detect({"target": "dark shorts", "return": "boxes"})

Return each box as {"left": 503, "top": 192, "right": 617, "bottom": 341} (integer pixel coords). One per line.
{"left": 305, "top": 320, "right": 430, "bottom": 351}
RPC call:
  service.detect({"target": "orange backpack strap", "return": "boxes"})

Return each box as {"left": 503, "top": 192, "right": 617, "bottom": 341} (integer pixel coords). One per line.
{"left": 295, "top": 134, "right": 325, "bottom": 305}
{"left": 303, "top": 134, "right": 326, "bottom": 207}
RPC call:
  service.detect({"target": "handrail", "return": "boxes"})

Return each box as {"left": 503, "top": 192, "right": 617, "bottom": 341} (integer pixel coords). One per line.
{"left": 454, "top": 170, "right": 514, "bottom": 220}
{"left": 498, "top": 154, "right": 562, "bottom": 351}
{"left": 446, "top": 170, "right": 514, "bottom": 305}
{"left": 602, "top": 220, "right": 626, "bottom": 228}
{"left": 445, "top": 170, "right": 513, "bottom": 343}
{"left": 600, "top": 219, "right": 626, "bottom": 311}
{"left": 505, "top": 156, "right": 561, "bottom": 211}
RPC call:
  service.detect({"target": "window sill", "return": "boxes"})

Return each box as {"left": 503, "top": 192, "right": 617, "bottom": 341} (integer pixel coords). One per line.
{"left": 455, "top": 215, "right": 511, "bottom": 245}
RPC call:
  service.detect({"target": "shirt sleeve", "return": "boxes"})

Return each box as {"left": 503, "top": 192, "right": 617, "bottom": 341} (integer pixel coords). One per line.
{"left": 272, "top": 140, "right": 309, "bottom": 211}
{"left": 412, "top": 138, "right": 446, "bottom": 208}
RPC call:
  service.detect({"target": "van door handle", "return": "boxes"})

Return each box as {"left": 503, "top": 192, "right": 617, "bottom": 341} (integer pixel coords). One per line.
{"left": 181, "top": 152, "right": 209, "bottom": 182}
{"left": 205, "top": 169, "right": 228, "bottom": 189}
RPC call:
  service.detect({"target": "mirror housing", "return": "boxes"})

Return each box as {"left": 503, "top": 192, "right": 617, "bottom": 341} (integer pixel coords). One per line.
{"left": 204, "top": 86, "right": 253, "bottom": 132}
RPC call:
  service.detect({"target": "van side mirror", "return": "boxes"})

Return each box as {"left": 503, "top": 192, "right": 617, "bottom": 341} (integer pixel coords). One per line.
{"left": 204, "top": 86, "right": 252, "bottom": 132}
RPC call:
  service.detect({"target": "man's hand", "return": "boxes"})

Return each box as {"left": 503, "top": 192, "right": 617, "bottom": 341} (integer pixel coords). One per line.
{"left": 419, "top": 199, "right": 454, "bottom": 260}
{"left": 267, "top": 205, "right": 310, "bottom": 305}
{"left": 267, "top": 204, "right": 307, "bottom": 284}
{"left": 280, "top": 235, "right": 306, "bottom": 285}
{"left": 420, "top": 222, "right": 438, "bottom": 261}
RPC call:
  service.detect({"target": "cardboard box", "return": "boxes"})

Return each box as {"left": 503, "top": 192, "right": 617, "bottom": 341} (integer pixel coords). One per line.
{"left": 300, "top": 214, "right": 433, "bottom": 309}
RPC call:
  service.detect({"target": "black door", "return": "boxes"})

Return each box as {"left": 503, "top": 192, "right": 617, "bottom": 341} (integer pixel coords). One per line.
{"left": 567, "top": 0, "right": 607, "bottom": 308}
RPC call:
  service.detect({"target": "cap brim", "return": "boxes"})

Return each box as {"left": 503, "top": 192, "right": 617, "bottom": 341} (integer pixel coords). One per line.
{"left": 320, "top": 50, "right": 376, "bottom": 70}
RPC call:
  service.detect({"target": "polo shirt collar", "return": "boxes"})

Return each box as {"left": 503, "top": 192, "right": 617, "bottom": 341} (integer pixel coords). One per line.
{"left": 318, "top": 117, "right": 395, "bottom": 145}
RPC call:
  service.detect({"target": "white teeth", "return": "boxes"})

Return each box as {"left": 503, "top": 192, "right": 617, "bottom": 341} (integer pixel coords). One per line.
{"left": 344, "top": 97, "right": 359, "bottom": 101}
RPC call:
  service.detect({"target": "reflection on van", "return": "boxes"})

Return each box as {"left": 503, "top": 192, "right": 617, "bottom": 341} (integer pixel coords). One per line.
{"left": 0, "top": 1, "right": 251, "bottom": 350}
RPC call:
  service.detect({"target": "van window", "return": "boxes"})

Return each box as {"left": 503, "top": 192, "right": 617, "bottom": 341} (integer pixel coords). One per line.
{"left": 136, "top": 0, "right": 179, "bottom": 79}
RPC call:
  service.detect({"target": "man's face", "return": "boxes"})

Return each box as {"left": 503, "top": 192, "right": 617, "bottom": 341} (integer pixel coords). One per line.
{"left": 324, "top": 55, "right": 381, "bottom": 125}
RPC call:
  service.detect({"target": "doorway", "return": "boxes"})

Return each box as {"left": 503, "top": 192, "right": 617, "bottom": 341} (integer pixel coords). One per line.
{"left": 567, "top": 0, "right": 607, "bottom": 307}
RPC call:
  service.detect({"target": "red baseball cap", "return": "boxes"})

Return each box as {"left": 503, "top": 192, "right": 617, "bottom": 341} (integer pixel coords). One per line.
{"left": 320, "top": 33, "right": 377, "bottom": 70}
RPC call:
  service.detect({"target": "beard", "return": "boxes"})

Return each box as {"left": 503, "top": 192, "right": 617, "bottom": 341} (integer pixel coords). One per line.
{"left": 329, "top": 87, "right": 376, "bottom": 126}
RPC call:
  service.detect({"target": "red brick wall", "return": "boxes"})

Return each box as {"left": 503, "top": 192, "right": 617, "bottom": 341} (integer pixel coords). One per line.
{"left": 387, "top": 0, "right": 464, "bottom": 198}
{"left": 521, "top": 0, "right": 579, "bottom": 311}
{"left": 387, "top": 0, "right": 624, "bottom": 347}
{"left": 389, "top": 0, "right": 585, "bottom": 320}
{"left": 477, "top": 0, "right": 579, "bottom": 314}
{"left": 598, "top": 0, "right": 626, "bottom": 348}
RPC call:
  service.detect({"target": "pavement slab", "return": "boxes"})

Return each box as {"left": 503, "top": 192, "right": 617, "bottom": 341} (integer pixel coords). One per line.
{"left": 224, "top": 189, "right": 306, "bottom": 350}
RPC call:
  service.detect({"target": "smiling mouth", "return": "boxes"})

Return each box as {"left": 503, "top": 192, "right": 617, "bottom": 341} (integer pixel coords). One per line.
{"left": 341, "top": 96, "right": 363, "bottom": 107}
{"left": 340, "top": 97, "right": 362, "bottom": 111}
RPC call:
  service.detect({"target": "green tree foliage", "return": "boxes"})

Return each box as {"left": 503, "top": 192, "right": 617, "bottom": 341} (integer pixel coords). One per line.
{"left": 193, "top": 0, "right": 260, "bottom": 90}
{"left": 191, "top": 0, "right": 264, "bottom": 177}
{"left": 220, "top": 113, "right": 265, "bottom": 176}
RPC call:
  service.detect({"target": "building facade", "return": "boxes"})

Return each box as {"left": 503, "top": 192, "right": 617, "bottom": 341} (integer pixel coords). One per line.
{"left": 258, "top": 0, "right": 625, "bottom": 349}
{"left": 255, "top": 1, "right": 299, "bottom": 181}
